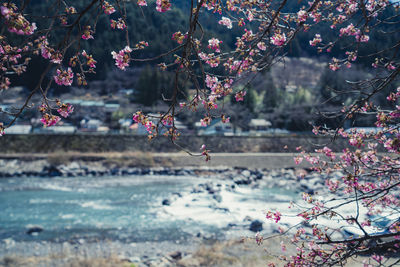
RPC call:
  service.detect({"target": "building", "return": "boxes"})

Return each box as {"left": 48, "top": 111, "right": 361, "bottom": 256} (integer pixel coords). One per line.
{"left": 79, "top": 118, "right": 109, "bottom": 132}
{"left": 5, "top": 124, "right": 32, "bottom": 134}
{"left": 249, "top": 119, "right": 272, "bottom": 135}
{"left": 197, "top": 118, "right": 234, "bottom": 136}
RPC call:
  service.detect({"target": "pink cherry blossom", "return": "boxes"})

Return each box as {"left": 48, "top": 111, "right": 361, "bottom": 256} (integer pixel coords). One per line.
{"left": 40, "top": 114, "right": 61, "bottom": 127}
{"left": 137, "top": 0, "right": 147, "bottom": 6}
{"left": 208, "top": 38, "right": 222, "bottom": 53}
{"left": 339, "top": 23, "right": 357, "bottom": 37}
{"left": 218, "top": 17, "right": 232, "bottom": 29}
{"left": 57, "top": 103, "right": 74, "bottom": 118}
{"left": 156, "top": 0, "right": 171, "bottom": 12}
{"left": 81, "top": 26, "right": 94, "bottom": 40}
{"left": 102, "top": 1, "right": 116, "bottom": 15}
{"left": 257, "top": 42, "right": 266, "bottom": 51}
{"left": 1, "top": 6, "right": 11, "bottom": 17}
{"left": 235, "top": 91, "right": 246, "bottom": 101}
{"left": 309, "top": 34, "right": 322, "bottom": 46}
{"left": 297, "top": 10, "right": 308, "bottom": 22}
{"left": 111, "top": 46, "right": 132, "bottom": 70}
{"left": 54, "top": 68, "right": 74, "bottom": 86}
{"left": 110, "top": 19, "right": 126, "bottom": 30}
{"left": 200, "top": 116, "right": 211, "bottom": 127}
{"left": 172, "top": 31, "right": 187, "bottom": 44}
{"left": 271, "top": 32, "right": 286, "bottom": 46}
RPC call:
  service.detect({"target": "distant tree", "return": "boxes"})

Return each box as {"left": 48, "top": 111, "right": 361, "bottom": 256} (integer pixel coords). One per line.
{"left": 135, "top": 65, "right": 187, "bottom": 106}
{"left": 262, "top": 73, "right": 280, "bottom": 111}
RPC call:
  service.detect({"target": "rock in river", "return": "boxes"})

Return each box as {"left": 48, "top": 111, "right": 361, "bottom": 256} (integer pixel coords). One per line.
{"left": 26, "top": 226, "right": 43, "bottom": 235}
{"left": 249, "top": 220, "right": 263, "bottom": 232}
{"left": 162, "top": 199, "right": 171, "bottom": 206}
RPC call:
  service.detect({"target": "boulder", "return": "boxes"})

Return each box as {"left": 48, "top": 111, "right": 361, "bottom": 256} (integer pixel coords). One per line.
{"left": 169, "top": 251, "right": 182, "bottom": 260}
{"left": 43, "top": 166, "right": 62, "bottom": 177}
{"left": 110, "top": 168, "right": 120, "bottom": 175}
{"left": 249, "top": 220, "right": 263, "bottom": 232}
{"left": 26, "top": 226, "right": 43, "bottom": 235}
{"left": 233, "top": 176, "right": 251, "bottom": 185}
{"left": 241, "top": 170, "right": 251, "bottom": 177}
{"left": 162, "top": 199, "right": 171, "bottom": 206}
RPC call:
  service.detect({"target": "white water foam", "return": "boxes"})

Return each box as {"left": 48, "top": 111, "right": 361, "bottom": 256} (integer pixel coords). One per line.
{"left": 80, "top": 201, "right": 113, "bottom": 210}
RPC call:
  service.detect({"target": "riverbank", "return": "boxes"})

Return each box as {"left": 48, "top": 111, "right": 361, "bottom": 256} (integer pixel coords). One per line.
{"left": 0, "top": 237, "right": 293, "bottom": 267}
{"left": 0, "top": 152, "right": 312, "bottom": 178}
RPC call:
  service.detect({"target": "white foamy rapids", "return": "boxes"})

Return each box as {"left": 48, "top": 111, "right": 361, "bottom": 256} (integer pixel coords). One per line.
{"left": 59, "top": 214, "right": 75, "bottom": 219}
{"left": 159, "top": 184, "right": 299, "bottom": 230}
{"left": 79, "top": 201, "right": 113, "bottom": 210}
{"left": 159, "top": 182, "right": 395, "bottom": 239}
{"left": 40, "top": 184, "right": 72, "bottom": 192}
{"left": 29, "top": 199, "right": 54, "bottom": 204}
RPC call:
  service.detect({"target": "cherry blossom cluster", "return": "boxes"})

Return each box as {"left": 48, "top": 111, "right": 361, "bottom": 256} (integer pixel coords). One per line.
{"left": 54, "top": 68, "right": 74, "bottom": 86}
{"left": 234, "top": 91, "right": 246, "bottom": 102}
{"left": 0, "top": 77, "right": 11, "bottom": 90}
{"left": 1, "top": 4, "right": 36, "bottom": 35}
{"left": 81, "top": 26, "right": 94, "bottom": 40}
{"left": 218, "top": 17, "right": 232, "bottom": 29}
{"left": 137, "top": 0, "right": 147, "bottom": 7}
{"left": 110, "top": 18, "right": 126, "bottom": 30}
{"left": 134, "top": 41, "right": 149, "bottom": 49}
{"left": 40, "top": 113, "right": 61, "bottom": 127}
{"left": 132, "top": 111, "right": 156, "bottom": 136}
{"left": 81, "top": 50, "right": 97, "bottom": 69}
{"left": 156, "top": 0, "right": 171, "bottom": 13}
{"left": 56, "top": 100, "right": 74, "bottom": 118}
{"left": 38, "top": 37, "right": 63, "bottom": 64}
{"left": 265, "top": 211, "right": 282, "bottom": 223}
{"left": 200, "top": 144, "right": 211, "bottom": 162}
{"left": 172, "top": 31, "right": 187, "bottom": 44}
{"left": 309, "top": 34, "right": 322, "bottom": 46}
{"left": 102, "top": 1, "right": 116, "bottom": 15}
{"left": 270, "top": 32, "right": 286, "bottom": 47}
{"left": 207, "top": 38, "right": 222, "bottom": 53}
{"left": 38, "top": 102, "right": 61, "bottom": 126}
{"left": 111, "top": 46, "right": 132, "bottom": 70}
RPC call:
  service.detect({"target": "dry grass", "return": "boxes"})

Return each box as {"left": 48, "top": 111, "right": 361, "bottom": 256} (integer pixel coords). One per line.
{"left": 102, "top": 153, "right": 155, "bottom": 168}
{"left": 47, "top": 152, "right": 73, "bottom": 166}
{"left": 176, "top": 239, "right": 277, "bottom": 267}
{"left": 0, "top": 255, "right": 136, "bottom": 267}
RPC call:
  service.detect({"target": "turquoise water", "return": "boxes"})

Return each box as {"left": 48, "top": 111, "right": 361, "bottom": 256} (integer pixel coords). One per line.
{"left": 0, "top": 175, "right": 220, "bottom": 242}
{"left": 0, "top": 175, "right": 298, "bottom": 244}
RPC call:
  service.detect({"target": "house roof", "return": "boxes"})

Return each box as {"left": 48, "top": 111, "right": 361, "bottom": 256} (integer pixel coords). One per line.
{"left": 5, "top": 124, "right": 32, "bottom": 134}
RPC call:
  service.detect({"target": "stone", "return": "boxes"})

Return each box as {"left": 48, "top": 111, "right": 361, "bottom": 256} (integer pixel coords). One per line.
{"left": 26, "top": 226, "right": 43, "bottom": 235}
{"left": 162, "top": 199, "right": 171, "bottom": 206}
{"left": 43, "top": 166, "right": 62, "bottom": 177}
{"left": 169, "top": 251, "right": 182, "bottom": 260}
{"left": 241, "top": 170, "right": 251, "bottom": 177}
{"left": 249, "top": 220, "right": 263, "bottom": 232}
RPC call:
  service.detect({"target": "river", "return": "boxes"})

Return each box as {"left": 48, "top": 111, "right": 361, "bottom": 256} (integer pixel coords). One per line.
{"left": 0, "top": 174, "right": 297, "bottom": 244}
